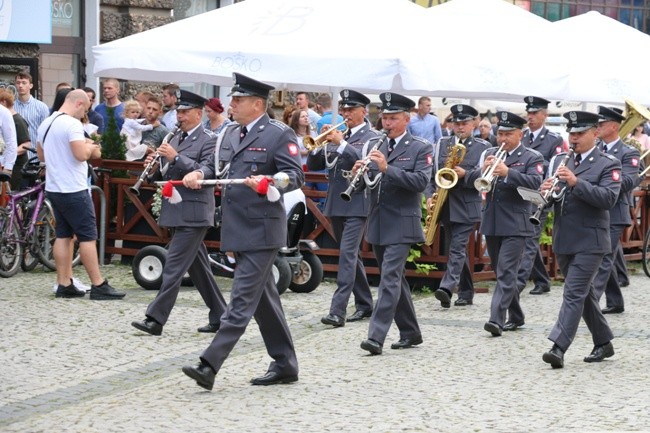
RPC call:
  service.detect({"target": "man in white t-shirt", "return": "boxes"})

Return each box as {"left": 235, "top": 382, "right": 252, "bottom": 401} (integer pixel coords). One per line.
{"left": 37, "top": 89, "right": 125, "bottom": 300}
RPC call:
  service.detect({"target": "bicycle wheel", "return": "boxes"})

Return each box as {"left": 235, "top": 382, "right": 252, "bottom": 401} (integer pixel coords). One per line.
{"left": 21, "top": 250, "right": 39, "bottom": 272}
{"left": 643, "top": 228, "right": 650, "bottom": 278}
{"left": 34, "top": 206, "right": 82, "bottom": 271}
{"left": 0, "top": 210, "right": 23, "bottom": 278}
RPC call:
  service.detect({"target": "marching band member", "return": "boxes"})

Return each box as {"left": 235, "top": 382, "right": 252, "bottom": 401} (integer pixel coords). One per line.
{"left": 310, "top": 89, "right": 376, "bottom": 327}
{"left": 427, "top": 104, "right": 489, "bottom": 308}
{"left": 467, "top": 111, "right": 544, "bottom": 336}
{"left": 593, "top": 106, "right": 642, "bottom": 314}
{"left": 541, "top": 111, "right": 621, "bottom": 369}
{"left": 352, "top": 92, "right": 432, "bottom": 355}
{"left": 181, "top": 73, "right": 303, "bottom": 390}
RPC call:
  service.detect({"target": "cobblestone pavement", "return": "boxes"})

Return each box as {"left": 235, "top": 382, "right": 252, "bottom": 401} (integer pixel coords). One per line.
{"left": 1, "top": 262, "right": 649, "bottom": 433}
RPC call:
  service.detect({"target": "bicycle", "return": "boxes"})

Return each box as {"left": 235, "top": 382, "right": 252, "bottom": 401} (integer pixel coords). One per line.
{"left": 0, "top": 161, "right": 80, "bottom": 277}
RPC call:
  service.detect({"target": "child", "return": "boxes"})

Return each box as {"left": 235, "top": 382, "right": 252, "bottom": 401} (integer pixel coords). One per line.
{"left": 121, "top": 100, "right": 159, "bottom": 161}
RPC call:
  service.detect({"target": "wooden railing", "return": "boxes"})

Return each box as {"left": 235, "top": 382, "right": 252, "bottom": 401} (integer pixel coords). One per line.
{"left": 94, "top": 160, "right": 650, "bottom": 284}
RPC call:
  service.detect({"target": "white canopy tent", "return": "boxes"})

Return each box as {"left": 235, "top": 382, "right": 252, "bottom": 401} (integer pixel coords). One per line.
{"left": 552, "top": 11, "right": 650, "bottom": 106}
{"left": 92, "top": 0, "right": 427, "bottom": 94}
{"left": 409, "top": 0, "right": 570, "bottom": 101}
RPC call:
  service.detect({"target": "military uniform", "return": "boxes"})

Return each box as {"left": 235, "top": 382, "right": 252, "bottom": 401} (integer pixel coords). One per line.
{"left": 308, "top": 90, "right": 376, "bottom": 322}
{"left": 426, "top": 104, "right": 489, "bottom": 306}
{"left": 592, "top": 106, "right": 642, "bottom": 313}
{"left": 543, "top": 111, "right": 621, "bottom": 368}
{"left": 516, "top": 96, "right": 564, "bottom": 295}
{"left": 359, "top": 92, "right": 432, "bottom": 353}
{"left": 137, "top": 90, "right": 227, "bottom": 332}
{"left": 192, "top": 74, "right": 304, "bottom": 385}
{"left": 466, "top": 112, "right": 544, "bottom": 335}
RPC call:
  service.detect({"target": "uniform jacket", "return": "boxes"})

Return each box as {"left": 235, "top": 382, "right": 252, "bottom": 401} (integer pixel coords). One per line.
{"left": 600, "top": 138, "right": 642, "bottom": 226}
{"left": 523, "top": 126, "right": 564, "bottom": 173}
{"left": 467, "top": 144, "right": 544, "bottom": 237}
{"left": 307, "top": 120, "right": 378, "bottom": 217}
{"left": 360, "top": 132, "right": 432, "bottom": 246}
{"left": 549, "top": 149, "right": 621, "bottom": 255}
{"left": 154, "top": 127, "right": 216, "bottom": 228}
{"left": 426, "top": 135, "right": 489, "bottom": 224}
{"left": 202, "top": 114, "right": 304, "bottom": 252}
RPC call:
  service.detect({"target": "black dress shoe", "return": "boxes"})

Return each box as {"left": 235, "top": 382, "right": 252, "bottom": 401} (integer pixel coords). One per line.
{"left": 454, "top": 298, "right": 473, "bottom": 306}
{"left": 347, "top": 310, "right": 372, "bottom": 322}
{"left": 619, "top": 280, "right": 629, "bottom": 288}
{"left": 542, "top": 344, "right": 565, "bottom": 369}
{"left": 250, "top": 371, "right": 298, "bottom": 386}
{"left": 131, "top": 317, "right": 162, "bottom": 336}
{"left": 602, "top": 306, "right": 624, "bottom": 314}
{"left": 483, "top": 321, "right": 502, "bottom": 337}
{"left": 360, "top": 339, "right": 383, "bottom": 355}
{"left": 321, "top": 314, "right": 345, "bottom": 327}
{"left": 529, "top": 285, "right": 550, "bottom": 295}
{"left": 434, "top": 288, "right": 451, "bottom": 308}
{"left": 584, "top": 341, "right": 615, "bottom": 363}
{"left": 390, "top": 335, "right": 423, "bottom": 350}
{"left": 197, "top": 323, "right": 220, "bottom": 333}
{"left": 182, "top": 363, "right": 216, "bottom": 390}
{"left": 503, "top": 321, "right": 524, "bottom": 331}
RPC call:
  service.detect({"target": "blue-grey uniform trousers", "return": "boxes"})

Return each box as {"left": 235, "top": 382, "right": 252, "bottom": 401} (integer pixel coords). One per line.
{"left": 146, "top": 227, "right": 226, "bottom": 326}
{"left": 549, "top": 253, "right": 614, "bottom": 351}
{"left": 200, "top": 248, "right": 299, "bottom": 377}
{"left": 593, "top": 224, "right": 626, "bottom": 308}
{"left": 440, "top": 221, "right": 475, "bottom": 300}
{"left": 367, "top": 243, "right": 421, "bottom": 345}
{"left": 486, "top": 235, "right": 526, "bottom": 327}
{"left": 328, "top": 216, "right": 373, "bottom": 317}
{"left": 516, "top": 209, "right": 551, "bottom": 290}
{"left": 614, "top": 243, "right": 629, "bottom": 286}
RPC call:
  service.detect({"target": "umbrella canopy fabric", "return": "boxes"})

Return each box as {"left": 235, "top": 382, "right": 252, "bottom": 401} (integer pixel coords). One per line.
{"left": 552, "top": 11, "right": 650, "bottom": 105}
{"left": 408, "top": 0, "right": 569, "bottom": 101}
{"left": 93, "top": 0, "right": 427, "bottom": 94}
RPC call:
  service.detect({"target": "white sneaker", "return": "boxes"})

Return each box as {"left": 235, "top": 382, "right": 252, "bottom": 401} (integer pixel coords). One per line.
{"left": 52, "top": 277, "right": 91, "bottom": 293}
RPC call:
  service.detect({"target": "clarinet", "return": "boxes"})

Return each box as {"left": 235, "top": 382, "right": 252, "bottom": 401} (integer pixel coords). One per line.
{"left": 340, "top": 131, "right": 388, "bottom": 202}
{"left": 529, "top": 148, "right": 574, "bottom": 225}
{"left": 130, "top": 123, "right": 180, "bottom": 196}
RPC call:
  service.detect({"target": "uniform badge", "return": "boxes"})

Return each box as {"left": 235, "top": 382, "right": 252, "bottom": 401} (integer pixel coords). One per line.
{"left": 536, "top": 163, "right": 543, "bottom": 174}
{"left": 632, "top": 157, "right": 639, "bottom": 167}
{"left": 569, "top": 111, "right": 577, "bottom": 122}
{"left": 612, "top": 170, "right": 621, "bottom": 181}
{"left": 555, "top": 146, "right": 563, "bottom": 154}
{"left": 501, "top": 111, "right": 508, "bottom": 121}
{"left": 426, "top": 154, "right": 433, "bottom": 166}
{"left": 288, "top": 143, "right": 299, "bottom": 156}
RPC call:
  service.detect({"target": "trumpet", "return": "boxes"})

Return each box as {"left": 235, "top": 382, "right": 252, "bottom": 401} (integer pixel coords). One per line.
{"left": 529, "top": 148, "right": 574, "bottom": 225}
{"left": 340, "top": 130, "right": 388, "bottom": 201}
{"left": 130, "top": 123, "right": 180, "bottom": 196}
{"left": 303, "top": 121, "right": 348, "bottom": 151}
{"left": 474, "top": 142, "right": 507, "bottom": 193}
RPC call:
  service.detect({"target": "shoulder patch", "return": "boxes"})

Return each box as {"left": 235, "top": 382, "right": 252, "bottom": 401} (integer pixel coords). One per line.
{"left": 269, "top": 119, "right": 289, "bottom": 130}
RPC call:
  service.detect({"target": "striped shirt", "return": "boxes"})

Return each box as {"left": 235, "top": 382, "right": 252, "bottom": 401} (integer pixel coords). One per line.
{"left": 15, "top": 95, "right": 50, "bottom": 148}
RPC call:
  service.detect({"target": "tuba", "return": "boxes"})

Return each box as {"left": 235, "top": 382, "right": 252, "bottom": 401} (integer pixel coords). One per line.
{"left": 423, "top": 139, "right": 466, "bottom": 246}
{"left": 619, "top": 99, "right": 650, "bottom": 139}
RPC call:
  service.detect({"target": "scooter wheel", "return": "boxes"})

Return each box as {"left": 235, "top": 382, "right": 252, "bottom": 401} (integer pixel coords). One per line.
{"left": 273, "top": 256, "right": 292, "bottom": 295}
{"left": 289, "top": 251, "right": 323, "bottom": 293}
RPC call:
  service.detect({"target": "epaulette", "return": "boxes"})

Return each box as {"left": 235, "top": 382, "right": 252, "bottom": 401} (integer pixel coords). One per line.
{"left": 546, "top": 130, "right": 561, "bottom": 138}
{"left": 526, "top": 147, "right": 544, "bottom": 159}
{"left": 202, "top": 128, "right": 217, "bottom": 138}
{"left": 412, "top": 136, "right": 432, "bottom": 146}
{"left": 269, "top": 119, "right": 289, "bottom": 130}
{"left": 603, "top": 152, "right": 618, "bottom": 162}
{"left": 472, "top": 137, "right": 491, "bottom": 147}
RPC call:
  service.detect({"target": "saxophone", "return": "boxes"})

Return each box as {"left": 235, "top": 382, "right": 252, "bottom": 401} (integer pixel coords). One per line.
{"left": 423, "top": 139, "right": 466, "bottom": 246}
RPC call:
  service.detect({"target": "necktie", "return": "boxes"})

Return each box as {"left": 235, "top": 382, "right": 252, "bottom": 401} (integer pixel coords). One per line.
{"left": 240, "top": 126, "right": 248, "bottom": 140}
{"left": 574, "top": 154, "right": 582, "bottom": 167}
{"left": 387, "top": 138, "right": 396, "bottom": 155}
{"left": 529, "top": 132, "right": 534, "bottom": 145}
{"left": 179, "top": 131, "right": 188, "bottom": 143}
{"left": 344, "top": 129, "right": 351, "bottom": 140}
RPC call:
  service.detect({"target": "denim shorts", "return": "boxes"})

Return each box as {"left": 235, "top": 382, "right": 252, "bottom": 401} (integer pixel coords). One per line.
{"left": 46, "top": 190, "right": 98, "bottom": 242}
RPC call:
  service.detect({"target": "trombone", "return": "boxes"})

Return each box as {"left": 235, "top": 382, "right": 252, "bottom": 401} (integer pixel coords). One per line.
{"left": 474, "top": 143, "right": 507, "bottom": 193}
{"left": 303, "top": 121, "right": 348, "bottom": 151}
